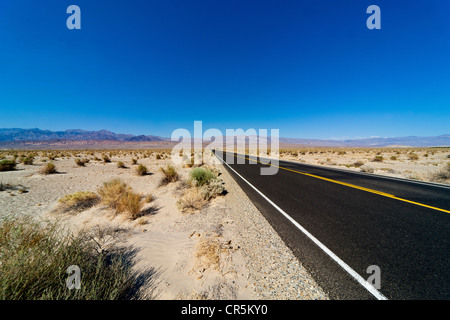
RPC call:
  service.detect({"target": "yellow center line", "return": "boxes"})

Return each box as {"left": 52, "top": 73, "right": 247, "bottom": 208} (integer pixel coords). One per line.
{"left": 231, "top": 153, "right": 450, "bottom": 214}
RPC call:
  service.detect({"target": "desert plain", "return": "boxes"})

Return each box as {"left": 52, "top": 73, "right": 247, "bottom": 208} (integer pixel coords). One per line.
{"left": 0, "top": 147, "right": 448, "bottom": 300}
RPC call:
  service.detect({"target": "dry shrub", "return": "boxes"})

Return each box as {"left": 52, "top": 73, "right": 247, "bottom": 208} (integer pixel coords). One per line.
{"left": 135, "top": 164, "right": 148, "bottom": 176}
{"left": 75, "top": 158, "right": 87, "bottom": 167}
{"left": 40, "top": 162, "right": 57, "bottom": 175}
{"left": 117, "top": 191, "right": 144, "bottom": 220}
{"left": 98, "top": 179, "right": 144, "bottom": 219}
{"left": 20, "top": 156, "right": 34, "bottom": 165}
{"left": 353, "top": 161, "right": 365, "bottom": 167}
{"left": 0, "top": 160, "right": 16, "bottom": 171}
{"left": 408, "top": 153, "right": 419, "bottom": 161}
{"left": 198, "top": 178, "right": 224, "bottom": 200}
{"left": 58, "top": 191, "right": 99, "bottom": 213}
{"left": 430, "top": 164, "right": 450, "bottom": 182}
{"left": 160, "top": 165, "right": 179, "bottom": 185}
{"left": 0, "top": 216, "right": 139, "bottom": 300}
{"left": 98, "top": 179, "right": 129, "bottom": 210}
{"left": 145, "top": 193, "right": 153, "bottom": 203}
{"left": 372, "top": 155, "right": 384, "bottom": 162}
{"left": 177, "top": 188, "right": 206, "bottom": 214}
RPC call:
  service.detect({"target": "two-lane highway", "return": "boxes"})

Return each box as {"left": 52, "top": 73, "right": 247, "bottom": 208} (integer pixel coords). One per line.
{"left": 216, "top": 151, "right": 450, "bottom": 300}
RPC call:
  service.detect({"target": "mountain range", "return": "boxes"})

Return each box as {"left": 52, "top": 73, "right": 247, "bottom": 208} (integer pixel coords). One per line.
{"left": 0, "top": 128, "right": 449, "bottom": 148}
{"left": 0, "top": 128, "right": 167, "bottom": 142}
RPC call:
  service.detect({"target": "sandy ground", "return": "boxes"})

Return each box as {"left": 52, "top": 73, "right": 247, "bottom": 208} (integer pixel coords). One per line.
{"left": 0, "top": 150, "right": 328, "bottom": 300}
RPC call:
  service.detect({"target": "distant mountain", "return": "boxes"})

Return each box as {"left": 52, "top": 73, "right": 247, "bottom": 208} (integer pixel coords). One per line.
{"left": 0, "top": 128, "right": 449, "bottom": 148}
{"left": 225, "top": 134, "right": 450, "bottom": 147}
{"left": 0, "top": 128, "right": 168, "bottom": 142}
{"left": 278, "top": 134, "right": 450, "bottom": 147}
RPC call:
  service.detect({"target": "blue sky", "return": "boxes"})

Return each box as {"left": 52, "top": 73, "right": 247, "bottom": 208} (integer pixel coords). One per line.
{"left": 0, "top": 0, "right": 449, "bottom": 139}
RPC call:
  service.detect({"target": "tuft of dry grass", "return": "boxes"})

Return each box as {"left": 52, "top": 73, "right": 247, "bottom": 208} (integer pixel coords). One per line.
{"left": 75, "top": 158, "right": 88, "bottom": 167}
{"left": 20, "top": 156, "right": 34, "bottom": 165}
{"left": 353, "top": 161, "right": 365, "bottom": 168}
{"left": 135, "top": 164, "right": 148, "bottom": 176}
{"left": 159, "top": 165, "right": 179, "bottom": 185}
{"left": 177, "top": 188, "right": 207, "bottom": 214}
{"left": 372, "top": 155, "right": 384, "bottom": 162}
{"left": 97, "top": 179, "right": 144, "bottom": 219}
{"left": 408, "top": 153, "right": 419, "bottom": 161}
{"left": 430, "top": 163, "right": 450, "bottom": 182}
{"left": 145, "top": 193, "right": 153, "bottom": 203}
{"left": 117, "top": 191, "right": 144, "bottom": 220}
{"left": 40, "top": 162, "right": 57, "bottom": 175}
{"left": 97, "top": 179, "right": 129, "bottom": 210}
{"left": 57, "top": 191, "right": 99, "bottom": 213}
{"left": 0, "top": 160, "right": 16, "bottom": 171}
{"left": 0, "top": 215, "right": 140, "bottom": 300}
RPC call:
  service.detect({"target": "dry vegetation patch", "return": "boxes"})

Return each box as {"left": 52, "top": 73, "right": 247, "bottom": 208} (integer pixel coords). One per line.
{"left": 177, "top": 187, "right": 207, "bottom": 214}
{"left": 193, "top": 232, "right": 237, "bottom": 279}
{"left": 0, "top": 215, "right": 141, "bottom": 300}
{"left": 97, "top": 179, "right": 145, "bottom": 220}
{"left": 135, "top": 164, "right": 148, "bottom": 176}
{"left": 0, "top": 159, "right": 16, "bottom": 171}
{"left": 39, "top": 162, "right": 57, "bottom": 175}
{"left": 177, "top": 167, "right": 225, "bottom": 214}
{"left": 57, "top": 191, "right": 100, "bottom": 213}
{"left": 159, "top": 165, "right": 179, "bottom": 185}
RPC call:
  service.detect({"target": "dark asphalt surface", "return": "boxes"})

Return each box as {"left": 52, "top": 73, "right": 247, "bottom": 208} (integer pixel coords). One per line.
{"left": 216, "top": 151, "right": 450, "bottom": 300}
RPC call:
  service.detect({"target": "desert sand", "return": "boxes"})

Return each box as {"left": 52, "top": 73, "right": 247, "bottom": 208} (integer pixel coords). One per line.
{"left": 0, "top": 150, "right": 328, "bottom": 300}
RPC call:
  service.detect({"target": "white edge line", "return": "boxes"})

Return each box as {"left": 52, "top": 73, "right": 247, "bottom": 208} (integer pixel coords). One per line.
{"left": 216, "top": 152, "right": 388, "bottom": 300}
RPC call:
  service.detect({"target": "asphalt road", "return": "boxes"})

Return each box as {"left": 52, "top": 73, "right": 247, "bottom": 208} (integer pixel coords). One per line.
{"left": 215, "top": 151, "right": 450, "bottom": 300}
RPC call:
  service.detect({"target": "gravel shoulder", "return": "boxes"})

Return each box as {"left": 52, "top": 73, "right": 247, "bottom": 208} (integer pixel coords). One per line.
{"left": 215, "top": 160, "right": 328, "bottom": 299}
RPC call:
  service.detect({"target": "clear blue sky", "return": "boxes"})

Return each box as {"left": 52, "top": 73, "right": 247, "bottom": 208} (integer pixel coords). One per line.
{"left": 0, "top": 0, "right": 449, "bottom": 139}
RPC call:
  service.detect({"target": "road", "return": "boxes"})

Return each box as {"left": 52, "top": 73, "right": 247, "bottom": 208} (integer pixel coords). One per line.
{"left": 215, "top": 151, "right": 450, "bottom": 300}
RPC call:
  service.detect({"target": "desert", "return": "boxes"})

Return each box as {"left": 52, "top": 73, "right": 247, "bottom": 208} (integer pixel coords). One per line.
{"left": 0, "top": 148, "right": 328, "bottom": 300}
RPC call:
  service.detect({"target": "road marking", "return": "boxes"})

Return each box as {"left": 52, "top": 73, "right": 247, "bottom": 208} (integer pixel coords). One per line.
{"left": 233, "top": 153, "right": 450, "bottom": 214}
{"left": 216, "top": 152, "right": 388, "bottom": 300}
{"left": 272, "top": 155, "right": 450, "bottom": 190}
